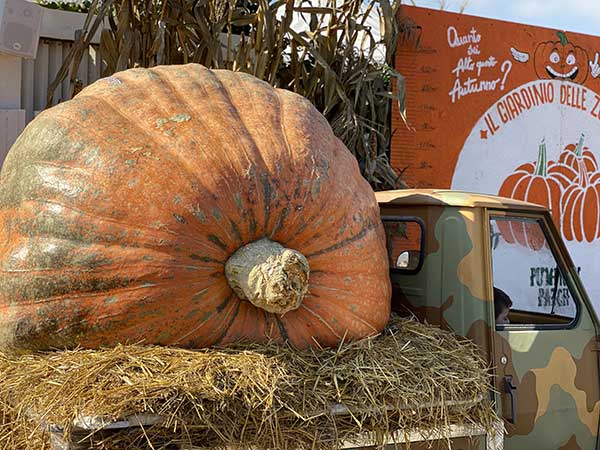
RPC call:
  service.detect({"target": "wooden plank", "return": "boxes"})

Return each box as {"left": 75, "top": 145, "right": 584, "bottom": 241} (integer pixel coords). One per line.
{"left": 0, "top": 54, "right": 22, "bottom": 109}
{"left": 40, "top": 8, "right": 103, "bottom": 44}
{"left": 78, "top": 50, "right": 89, "bottom": 86}
{"left": 49, "top": 41, "right": 63, "bottom": 105}
{"left": 49, "top": 432, "right": 87, "bottom": 450}
{"left": 0, "top": 110, "right": 26, "bottom": 167}
{"left": 341, "top": 423, "right": 497, "bottom": 449}
{"left": 34, "top": 41, "right": 49, "bottom": 112}
{"left": 62, "top": 42, "right": 71, "bottom": 100}
{"left": 21, "top": 58, "right": 35, "bottom": 122}
{"left": 87, "top": 45, "right": 104, "bottom": 85}
{"left": 95, "top": 45, "right": 105, "bottom": 79}
{"left": 0, "top": 112, "right": 5, "bottom": 159}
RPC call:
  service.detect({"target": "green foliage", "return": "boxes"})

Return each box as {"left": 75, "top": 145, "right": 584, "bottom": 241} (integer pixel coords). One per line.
{"left": 36, "top": 0, "right": 92, "bottom": 13}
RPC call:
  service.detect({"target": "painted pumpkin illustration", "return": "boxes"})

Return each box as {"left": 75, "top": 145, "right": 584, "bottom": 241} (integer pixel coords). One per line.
{"left": 558, "top": 133, "right": 598, "bottom": 177}
{"left": 498, "top": 139, "right": 566, "bottom": 249}
{"left": 561, "top": 162, "right": 600, "bottom": 242}
{"left": 534, "top": 32, "right": 589, "bottom": 83}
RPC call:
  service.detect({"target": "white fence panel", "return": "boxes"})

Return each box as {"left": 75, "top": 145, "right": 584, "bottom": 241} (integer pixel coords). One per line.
{"left": 0, "top": 9, "right": 104, "bottom": 164}
{"left": 0, "top": 109, "right": 25, "bottom": 162}
{"left": 20, "top": 38, "right": 104, "bottom": 122}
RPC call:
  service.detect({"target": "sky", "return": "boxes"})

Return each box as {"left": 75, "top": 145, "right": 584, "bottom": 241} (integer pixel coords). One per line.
{"left": 411, "top": 0, "right": 600, "bottom": 37}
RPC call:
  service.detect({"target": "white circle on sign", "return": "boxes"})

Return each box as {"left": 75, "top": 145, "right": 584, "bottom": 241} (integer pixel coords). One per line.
{"left": 12, "top": 42, "right": 22, "bottom": 51}
{"left": 500, "top": 356, "right": 508, "bottom": 365}
{"left": 451, "top": 79, "right": 600, "bottom": 316}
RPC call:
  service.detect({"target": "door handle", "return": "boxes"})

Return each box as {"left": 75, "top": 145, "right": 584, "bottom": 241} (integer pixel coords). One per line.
{"left": 503, "top": 375, "right": 518, "bottom": 424}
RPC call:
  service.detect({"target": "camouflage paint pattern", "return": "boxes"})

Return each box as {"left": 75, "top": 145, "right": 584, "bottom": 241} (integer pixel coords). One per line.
{"left": 377, "top": 189, "right": 600, "bottom": 450}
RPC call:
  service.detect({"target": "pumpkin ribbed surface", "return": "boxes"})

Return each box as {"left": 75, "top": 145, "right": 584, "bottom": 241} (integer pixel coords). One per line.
{"left": 0, "top": 64, "right": 391, "bottom": 351}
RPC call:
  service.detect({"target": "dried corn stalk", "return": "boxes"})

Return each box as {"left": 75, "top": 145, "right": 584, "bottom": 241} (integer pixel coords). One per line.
{"left": 47, "top": 0, "right": 406, "bottom": 190}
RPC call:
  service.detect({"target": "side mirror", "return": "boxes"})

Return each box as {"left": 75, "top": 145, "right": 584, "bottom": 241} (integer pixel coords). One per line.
{"left": 396, "top": 251, "right": 410, "bottom": 269}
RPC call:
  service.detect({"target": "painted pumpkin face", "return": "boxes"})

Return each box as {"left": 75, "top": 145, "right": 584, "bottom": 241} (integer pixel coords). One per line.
{"left": 534, "top": 32, "right": 589, "bottom": 83}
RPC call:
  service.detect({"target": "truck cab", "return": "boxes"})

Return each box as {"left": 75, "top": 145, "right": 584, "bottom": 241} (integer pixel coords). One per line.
{"left": 377, "top": 189, "right": 600, "bottom": 450}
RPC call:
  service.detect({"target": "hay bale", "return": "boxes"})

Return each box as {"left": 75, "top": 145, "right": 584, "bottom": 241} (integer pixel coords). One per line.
{"left": 0, "top": 316, "right": 497, "bottom": 449}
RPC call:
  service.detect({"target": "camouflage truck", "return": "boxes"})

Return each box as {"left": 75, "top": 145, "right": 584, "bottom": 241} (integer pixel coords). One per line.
{"left": 379, "top": 189, "right": 600, "bottom": 450}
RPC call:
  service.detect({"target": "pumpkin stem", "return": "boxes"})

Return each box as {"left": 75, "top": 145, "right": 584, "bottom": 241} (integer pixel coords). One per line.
{"left": 575, "top": 133, "right": 585, "bottom": 157}
{"left": 557, "top": 31, "right": 569, "bottom": 46}
{"left": 534, "top": 138, "right": 548, "bottom": 177}
{"left": 225, "top": 238, "right": 309, "bottom": 314}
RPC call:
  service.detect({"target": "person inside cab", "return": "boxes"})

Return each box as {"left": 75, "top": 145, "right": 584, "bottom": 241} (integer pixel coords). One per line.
{"left": 494, "top": 287, "right": 512, "bottom": 325}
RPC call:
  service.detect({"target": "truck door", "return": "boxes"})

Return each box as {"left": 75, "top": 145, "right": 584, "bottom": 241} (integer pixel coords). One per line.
{"left": 488, "top": 213, "right": 600, "bottom": 449}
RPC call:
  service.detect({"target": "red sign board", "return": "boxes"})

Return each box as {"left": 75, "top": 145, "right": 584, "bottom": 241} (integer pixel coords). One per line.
{"left": 391, "top": 6, "right": 600, "bottom": 312}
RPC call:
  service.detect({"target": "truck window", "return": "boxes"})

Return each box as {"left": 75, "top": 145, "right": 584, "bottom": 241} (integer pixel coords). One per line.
{"left": 489, "top": 216, "right": 578, "bottom": 328}
{"left": 382, "top": 217, "right": 425, "bottom": 273}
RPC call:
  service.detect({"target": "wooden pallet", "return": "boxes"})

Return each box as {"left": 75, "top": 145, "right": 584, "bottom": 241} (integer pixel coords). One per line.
{"left": 46, "top": 413, "right": 503, "bottom": 450}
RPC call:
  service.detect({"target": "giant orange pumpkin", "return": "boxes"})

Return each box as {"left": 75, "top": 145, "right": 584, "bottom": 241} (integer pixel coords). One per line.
{"left": 533, "top": 32, "right": 589, "bottom": 83}
{"left": 0, "top": 64, "right": 391, "bottom": 352}
{"left": 498, "top": 139, "right": 567, "bottom": 249}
